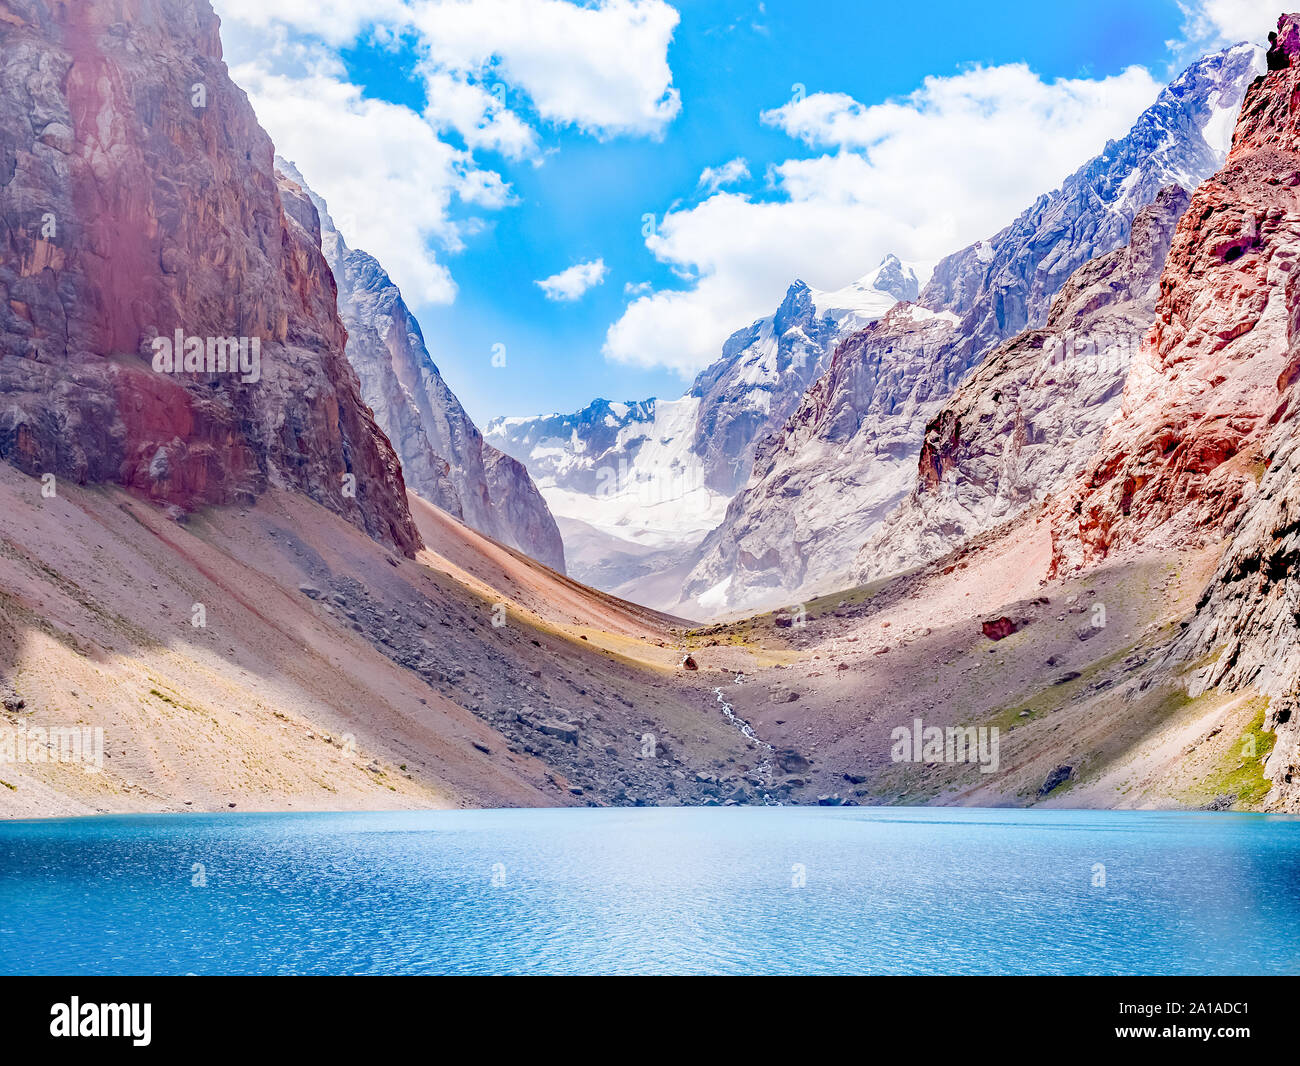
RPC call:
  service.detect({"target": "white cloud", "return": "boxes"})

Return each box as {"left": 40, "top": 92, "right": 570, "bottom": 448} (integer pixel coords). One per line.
{"left": 537, "top": 258, "right": 610, "bottom": 301}
{"left": 1177, "top": 0, "right": 1279, "bottom": 51}
{"left": 213, "top": 0, "right": 681, "bottom": 303}
{"left": 420, "top": 68, "right": 540, "bottom": 160}
{"left": 407, "top": 0, "right": 682, "bottom": 139}
{"left": 212, "top": 0, "right": 408, "bottom": 46}
{"left": 216, "top": 1, "right": 681, "bottom": 138}
{"left": 697, "top": 157, "right": 750, "bottom": 195}
{"left": 604, "top": 63, "right": 1163, "bottom": 375}
{"left": 230, "top": 49, "right": 495, "bottom": 304}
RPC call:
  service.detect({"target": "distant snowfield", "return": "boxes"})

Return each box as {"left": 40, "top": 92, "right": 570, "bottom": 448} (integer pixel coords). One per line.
{"left": 537, "top": 396, "right": 731, "bottom": 550}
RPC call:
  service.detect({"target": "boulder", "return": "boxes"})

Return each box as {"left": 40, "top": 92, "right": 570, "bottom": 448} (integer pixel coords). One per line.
{"left": 775, "top": 749, "right": 811, "bottom": 774}
{"left": 982, "top": 617, "right": 1020, "bottom": 641}
{"left": 537, "top": 720, "right": 580, "bottom": 745}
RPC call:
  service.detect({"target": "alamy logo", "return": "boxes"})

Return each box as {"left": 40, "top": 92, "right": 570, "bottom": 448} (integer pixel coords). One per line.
{"left": 594, "top": 457, "right": 704, "bottom": 507}
{"left": 151, "top": 329, "right": 261, "bottom": 383}
{"left": 50, "top": 998, "right": 151, "bottom": 1046}
{"left": 891, "top": 718, "right": 999, "bottom": 774}
{"left": 1040, "top": 331, "right": 1141, "bottom": 376}
{"left": 0, "top": 726, "right": 103, "bottom": 773}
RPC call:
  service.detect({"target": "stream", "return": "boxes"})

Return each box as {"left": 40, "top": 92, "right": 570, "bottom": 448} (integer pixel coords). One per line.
{"left": 714, "top": 674, "right": 780, "bottom": 805}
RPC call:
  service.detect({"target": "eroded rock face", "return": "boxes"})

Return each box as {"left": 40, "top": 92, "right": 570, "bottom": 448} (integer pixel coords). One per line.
{"left": 686, "top": 304, "right": 962, "bottom": 610}
{"left": 1176, "top": 417, "right": 1300, "bottom": 807}
{"left": 0, "top": 0, "right": 419, "bottom": 554}
{"left": 1026, "top": 15, "right": 1300, "bottom": 808}
{"left": 690, "top": 263, "right": 909, "bottom": 498}
{"left": 682, "top": 45, "right": 1258, "bottom": 614}
{"left": 1049, "top": 32, "right": 1300, "bottom": 575}
{"left": 279, "top": 161, "right": 565, "bottom": 572}
{"left": 857, "top": 185, "right": 1191, "bottom": 582}
{"left": 1156, "top": 20, "right": 1300, "bottom": 808}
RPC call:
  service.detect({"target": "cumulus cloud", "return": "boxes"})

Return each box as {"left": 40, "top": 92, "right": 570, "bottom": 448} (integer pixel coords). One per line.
{"left": 407, "top": 0, "right": 681, "bottom": 139}
{"left": 537, "top": 259, "right": 610, "bottom": 301}
{"left": 604, "top": 63, "right": 1163, "bottom": 375}
{"left": 697, "top": 157, "right": 750, "bottom": 195}
{"left": 213, "top": 0, "right": 681, "bottom": 302}
{"left": 420, "top": 69, "right": 540, "bottom": 160}
{"left": 1176, "top": 0, "right": 1279, "bottom": 51}
{"left": 212, "top": 0, "right": 408, "bottom": 46}
{"left": 229, "top": 50, "right": 497, "bottom": 304}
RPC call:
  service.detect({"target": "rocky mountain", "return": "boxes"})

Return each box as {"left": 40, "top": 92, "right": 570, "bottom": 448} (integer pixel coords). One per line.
{"left": 3, "top": 0, "right": 1297, "bottom": 821}
{"left": 683, "top": 43, "right": 1261, "bottom": 615}
{"left": 1048, "top": 54, "right": 1298, "bottom": 577}
{"left": 922, "top": 45, "right": 1257, "bottom": 352}
{"left": 0, "top": 0, "right": 795, "bottom": 820}
{"left": 278, "top": 161, "right": 566, "bottom": 574}
{"left": 1044, "top": 16, "right": 1300, "bottom": 804}
{"left": 690, "top": 258, "right": 916, "bottom": 497}
{"left": 487, "top": 398, "right": 658, "bottom": 501}
{"left": 487, "top": 395, "right": 725, "bottom": 594}
{"left": 486, "top": 257, "right": 912, "bottom": 594}
{"left": 857, "top": 184, "right": 1192, "bottom": 582}
{"left": 0, "top": 0, "right": 419, "bottom": 555}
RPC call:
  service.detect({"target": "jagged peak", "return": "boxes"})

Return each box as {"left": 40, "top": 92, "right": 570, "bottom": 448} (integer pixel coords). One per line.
{"left": 864, "top": 254, "right": 921, "bottom": 302}
{"left": 773, "top": 280, "right": 817, "bottom": 334}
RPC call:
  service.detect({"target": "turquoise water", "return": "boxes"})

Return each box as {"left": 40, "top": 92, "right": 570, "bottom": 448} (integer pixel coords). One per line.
{"left": 1, "top": 807, "right": 1298, "bottom": 975}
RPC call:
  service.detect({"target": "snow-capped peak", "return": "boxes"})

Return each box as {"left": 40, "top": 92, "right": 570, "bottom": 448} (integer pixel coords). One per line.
{"left": 810, "top": 254, "right": 920, "bottom": 326}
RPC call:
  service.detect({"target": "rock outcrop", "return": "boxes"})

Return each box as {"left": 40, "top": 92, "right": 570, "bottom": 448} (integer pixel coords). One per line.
{"left": 857, "top": 185, "right": 1191, "bottom": 581}
{"left": 279, "top": 161, "right": 565, "bottom": 573}
{"left": 0, "top": 0, "right": 419, "bottom": 554}
{"left": 683, "top": 44, "right": 1260, "bottom": 614}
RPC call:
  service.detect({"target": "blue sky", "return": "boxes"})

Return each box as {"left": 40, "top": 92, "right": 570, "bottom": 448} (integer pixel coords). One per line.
{"left": 213, "top": 0, "right": 1275, "bottom": 424}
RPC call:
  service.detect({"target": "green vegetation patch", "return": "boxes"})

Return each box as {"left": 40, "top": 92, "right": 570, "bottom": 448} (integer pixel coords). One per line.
{"left": 1199, "top": 703, "right": 1276, "bottom": 808}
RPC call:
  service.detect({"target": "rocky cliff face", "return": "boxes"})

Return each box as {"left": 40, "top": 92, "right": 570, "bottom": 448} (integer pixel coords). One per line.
{"left": 683, "top": 45, "right": 1260, "bottom": 614}
{"left": 1049, "top": 43, "right": 1300, "bottom": 575}
{"left": 687, "top": 303, "right": 962, "bottom": 610}
{"left": 1041, "top": 15, "right": 1300, "bottom": 807}
{"left": 690, "top": 258, "right": 912, "bottom": 497}
{"left": 279, "top": 162, "right": 565, "bottom": 573}
{"left": 0, "top": 0, "right": 419, "bottom": 554}
{"left": 1175, "top": 406, "right": 1300, "bottom": 808}
{"left": 857, "top": 185, "right": 1191, "bottom": 582}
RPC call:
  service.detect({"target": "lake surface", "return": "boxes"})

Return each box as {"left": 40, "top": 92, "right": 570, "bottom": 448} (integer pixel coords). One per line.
{"left": 1, "top": 807, "right": 1298, "bottom": 975}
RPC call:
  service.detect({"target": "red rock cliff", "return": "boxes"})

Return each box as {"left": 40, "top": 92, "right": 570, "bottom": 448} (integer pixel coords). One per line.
{"left": 0, "top": 0, "right": 420, "bottom": 554}
{"left": 1051, "top": 17, "right": 1300, "bottom": 573}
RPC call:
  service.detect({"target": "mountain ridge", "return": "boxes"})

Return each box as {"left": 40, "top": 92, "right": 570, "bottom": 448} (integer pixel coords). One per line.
{"left": 278, "top": 159, "right": 567, "bottom": 573}
{"left": 685, "top": 41, "right": 1262, "bottom": 616}
{"left": 0, "top": 0, "right": 420, "bottom": 555}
